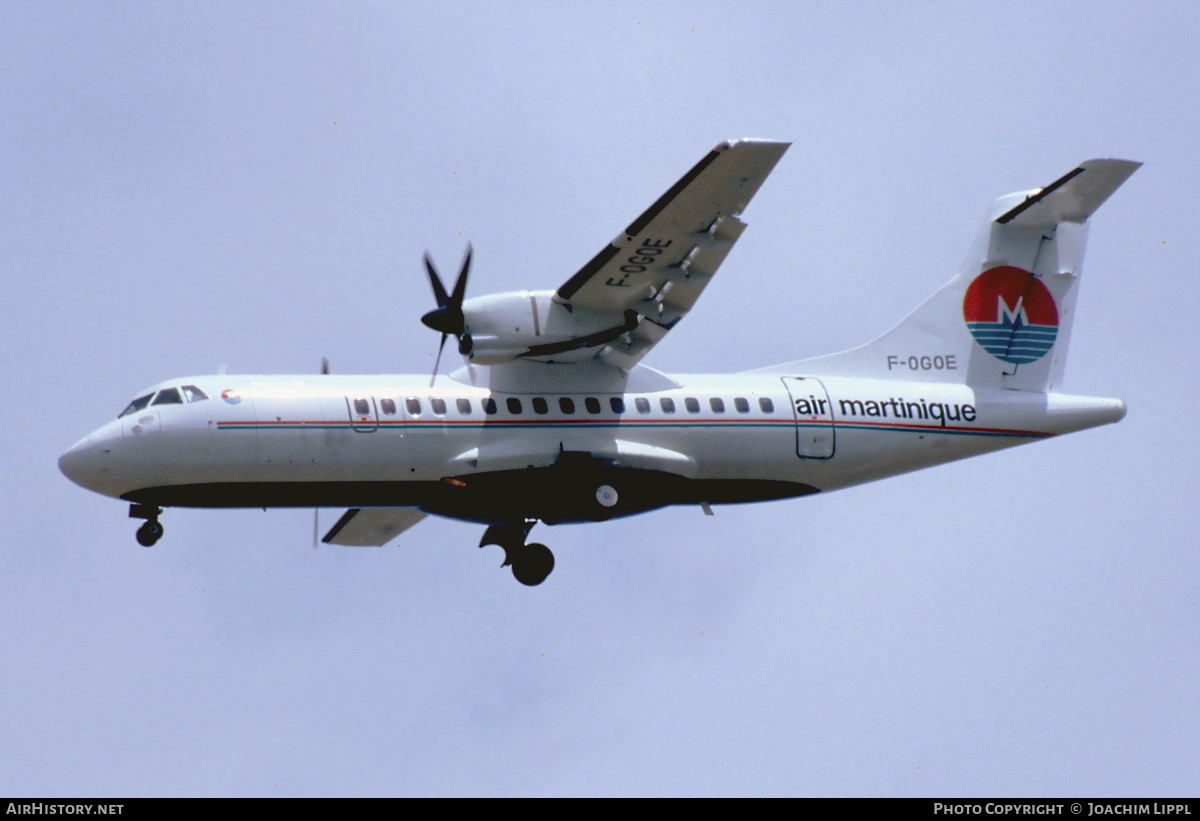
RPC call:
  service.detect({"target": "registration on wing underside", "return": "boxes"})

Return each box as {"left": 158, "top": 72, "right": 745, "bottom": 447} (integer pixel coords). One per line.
{"left": 554, "top": 139, "right": 790, "bottom": 369}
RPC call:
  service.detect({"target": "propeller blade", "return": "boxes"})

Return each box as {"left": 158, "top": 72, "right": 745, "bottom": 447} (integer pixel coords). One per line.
{"left": 430, "top": 333, "right": 448, "bottom": 387}
{"left": 320, "top": 356, "right": 330, "bottom": 375}
{"left": 312, "top": 508, "right": 319, "bottom": 550}
{"left": 450, "top": 244, "right": 472, "bottom": 306}
{"left": 423, "top": 253, "right": 449, "bottom": 308}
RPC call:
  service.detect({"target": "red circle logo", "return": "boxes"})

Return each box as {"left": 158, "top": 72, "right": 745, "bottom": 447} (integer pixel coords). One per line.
{"left": 962, "top": 267, "right": 1059, "bottom": 365}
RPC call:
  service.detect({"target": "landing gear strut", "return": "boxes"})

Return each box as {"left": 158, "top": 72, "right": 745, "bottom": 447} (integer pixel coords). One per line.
{"left": 480, "top": 521, "right": 555, "bottom": 586}
{"left": 129, "top": 503, "right": 163, "bottom": 548}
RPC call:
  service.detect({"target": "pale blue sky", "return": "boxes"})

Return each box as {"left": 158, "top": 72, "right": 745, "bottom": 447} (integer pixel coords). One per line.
{"left": 2, "top": 0, "right": 1197, "bottom": 796}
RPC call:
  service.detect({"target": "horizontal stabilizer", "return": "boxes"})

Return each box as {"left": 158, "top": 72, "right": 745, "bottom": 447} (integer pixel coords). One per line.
{"left": 322, "top": 507, "right": 428, "bottom": 547}
{"left": 996, "top": 159, "right": 1141, "bottom": 226}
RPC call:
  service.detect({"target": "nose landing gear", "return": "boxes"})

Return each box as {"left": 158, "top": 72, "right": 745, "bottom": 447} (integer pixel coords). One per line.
{"left": 480, "top": 521, "right": 555, "bottom": 586}
{"left": 129, "top": 504, "right": 163, "bottom": 547}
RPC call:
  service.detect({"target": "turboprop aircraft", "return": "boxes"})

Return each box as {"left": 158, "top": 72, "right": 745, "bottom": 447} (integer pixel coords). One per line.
{"left": 58, "top": 140, "right": 1139, "bottom": 585}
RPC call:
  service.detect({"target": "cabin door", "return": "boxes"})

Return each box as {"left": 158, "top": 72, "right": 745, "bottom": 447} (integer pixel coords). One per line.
{"left": 781, "top": 377, "right": 835, "bottom": 459}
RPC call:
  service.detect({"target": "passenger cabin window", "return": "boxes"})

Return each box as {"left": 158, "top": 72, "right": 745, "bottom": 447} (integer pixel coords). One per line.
{"left": 610, "top": 397, "right": 625, "bottom": 414}
{"left": 380, "top": 399, "right": 397, "bottom": 415}
{"left": 118, "top": 393, "right": 154, "bottom": 418}
{"left": 660, "top": 398, "right": 675, "bottom": 414}
{"left": 585, "top": 397, "right": 601, "bottom": 414}
{"left": 710, "top": 397, "right": 725, "bottom": 413}
{"left": 353, "top": 398, "right": 370, "bottom": 415}
{"left": 759, "top": 397, "right": 774, "bottom": 413}
{"left": 181, "top": 385, "right": 208, "bottom": 402}
{"left": 507, "top": 397, "right": 523, "bottom": 414}
{"left": 431, "top": 398, "right": 447, "bottom": 415}
{"left": 735, "top": 397, "right": 750, "bottom": 413}
{"left": 684, "top": 397, "right": 700, "bottom": 413}
{"left": 152, "top": 388, "right": 183, "bottom": 406}
{"left": 406, "top": 398, "right": 421, "bottom": 416}
{"left": 532, "top": 397, "right": 548, "bottom": 414}
{"left": 483, "top": 398, "right": 498, "bottom": 415}
{"left": 635, "top": 398, "right": 650, "bottom": 414}
{"left": 559, "top": 398, "right": 575, "bottom": 414}
{"left": 457, "top": 398, "right": 472, "bottom": 414}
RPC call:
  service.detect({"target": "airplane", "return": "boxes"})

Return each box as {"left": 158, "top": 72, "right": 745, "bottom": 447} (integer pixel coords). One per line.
{"left": 58, "top": 140, "right": 1139, "bottom": 586}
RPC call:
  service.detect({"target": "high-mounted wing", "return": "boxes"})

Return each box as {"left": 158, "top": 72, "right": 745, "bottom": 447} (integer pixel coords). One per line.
{"left": 321, "top": 507, "right": 428, "bottom": 547}
{"left": 554, "top": 139, "right": 789, "bottom": 369}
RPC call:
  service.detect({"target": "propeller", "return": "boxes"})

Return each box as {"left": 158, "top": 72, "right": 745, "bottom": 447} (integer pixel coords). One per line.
{"left": 422, "top": 244, "right": 474, "bottom": 385}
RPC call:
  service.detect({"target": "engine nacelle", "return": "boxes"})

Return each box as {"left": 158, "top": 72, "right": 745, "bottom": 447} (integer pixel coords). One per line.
{"left": 459, "top": 290, "right": 633, "bottom": 365}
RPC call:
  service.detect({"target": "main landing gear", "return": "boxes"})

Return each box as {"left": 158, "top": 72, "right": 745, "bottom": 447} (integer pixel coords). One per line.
{"left": 129, "top": 503, "right": 164, "bottom": 547}
{"left": 480, "top": 521, "right": 555, "bottom": 586}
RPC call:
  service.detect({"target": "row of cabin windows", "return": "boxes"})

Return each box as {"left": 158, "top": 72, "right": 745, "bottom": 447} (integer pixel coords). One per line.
{"left": 365, "top": 395, "right": 775, "bottom": 417}
{"left": 118, "top": 385, "right": 209, "bottom": 418}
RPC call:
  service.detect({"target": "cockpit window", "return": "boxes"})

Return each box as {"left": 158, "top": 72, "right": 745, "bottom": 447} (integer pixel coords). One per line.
{"left": 152, "top": 388, "right": 183, "bottom": 406}
{"left": 118, "top": 393, "right": 154, "bottom": 418}
{"left": 181, "top": 385, "right": 209, "bottom": 402}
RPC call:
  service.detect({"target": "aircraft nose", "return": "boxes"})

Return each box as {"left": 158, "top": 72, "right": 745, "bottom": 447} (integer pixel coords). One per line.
{"left": 58, "top": 426, "right": 121, "bottom": 496}
{"left": 59, "top": 435, "right": 97, "bottom": 487}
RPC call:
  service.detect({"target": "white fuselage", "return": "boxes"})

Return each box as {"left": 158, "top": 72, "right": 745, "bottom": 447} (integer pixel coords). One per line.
{"left": 59, "top": 371, "right": 1124, "bottom": 526}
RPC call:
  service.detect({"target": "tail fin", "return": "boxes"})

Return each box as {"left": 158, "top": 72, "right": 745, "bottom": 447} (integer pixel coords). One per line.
{"left": 760, "top": 159, "right": 1140, "bottom": 392}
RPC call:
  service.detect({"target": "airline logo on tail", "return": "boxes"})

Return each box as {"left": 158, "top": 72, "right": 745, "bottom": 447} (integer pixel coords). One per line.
{"left": 963, "top": 266, "right": 1059, "bottom": 365}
